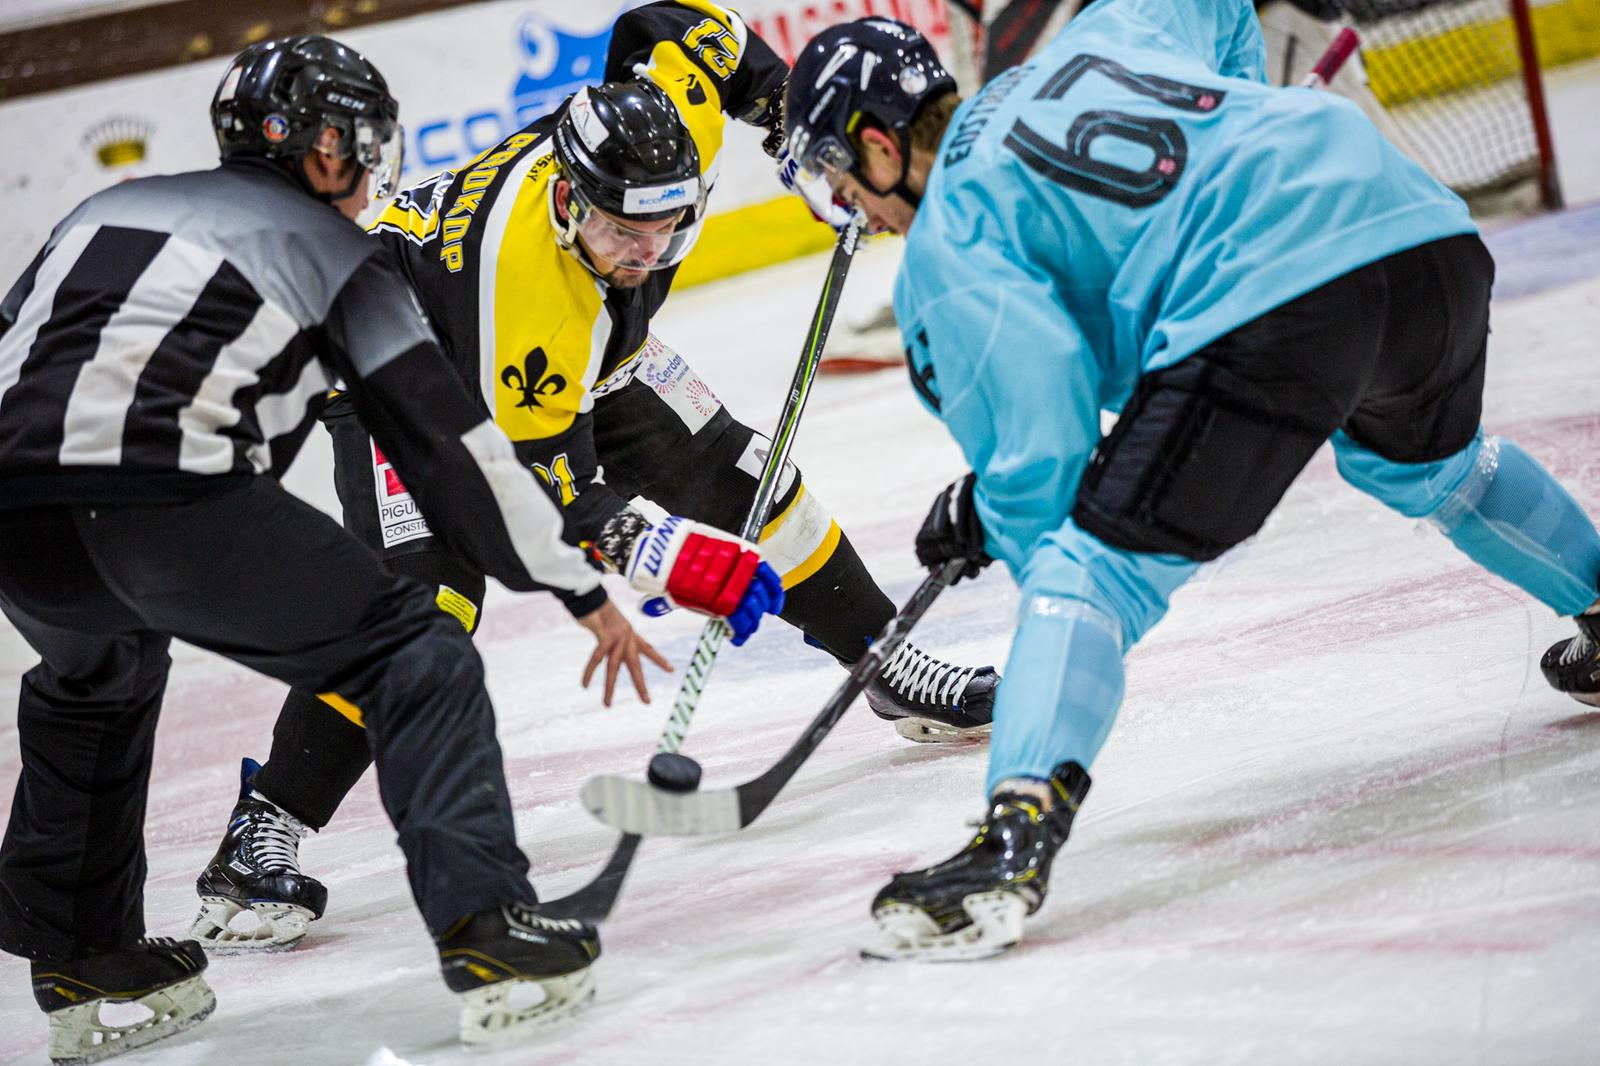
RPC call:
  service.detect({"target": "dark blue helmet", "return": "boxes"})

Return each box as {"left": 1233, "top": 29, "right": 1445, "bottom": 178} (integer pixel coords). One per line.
{"left": 783, "top": 18, "right": 955, "bottom": 205}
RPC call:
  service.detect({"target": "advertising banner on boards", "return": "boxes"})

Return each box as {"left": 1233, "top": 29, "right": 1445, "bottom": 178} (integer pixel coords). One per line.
{"left": 0, "top": 0, "right": 952, "bottom": 287}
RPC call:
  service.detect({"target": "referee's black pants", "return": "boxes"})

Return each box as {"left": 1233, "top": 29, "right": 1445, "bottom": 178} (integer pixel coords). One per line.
{"left": 0, "top": 478, "right": 535, "bottom": 961}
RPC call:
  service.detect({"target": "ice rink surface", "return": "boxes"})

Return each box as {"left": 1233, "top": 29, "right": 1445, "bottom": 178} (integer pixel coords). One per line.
{"left": 3, "top": 69, "right": 1600, "bottom": 1066}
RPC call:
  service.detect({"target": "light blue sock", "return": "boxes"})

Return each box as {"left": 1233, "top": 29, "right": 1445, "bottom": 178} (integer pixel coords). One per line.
{"left": 986, "top": 594, "right": 1125, "bottom": 797}
{"left": 984, "top": 526, "right": 1197, "bottom": 798}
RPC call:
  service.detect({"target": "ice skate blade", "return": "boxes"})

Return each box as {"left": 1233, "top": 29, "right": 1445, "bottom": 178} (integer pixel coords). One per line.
{"left": 458, "top": 968, "right": 595, "bottom": 1047}
{"left": 892, "top": 717, "right": 992, "bottom": 744}
{"left": 1564, "top": 689, "right": 1600, "bottom": 708}
{"left": 861, "top": 891, "right": 1027, "bottom": 962}
{"left": 189, "top": 897, "right": 313, "bottom": 953}
{"left": 46, "top": 973, "right": 216, "bottom": 1065}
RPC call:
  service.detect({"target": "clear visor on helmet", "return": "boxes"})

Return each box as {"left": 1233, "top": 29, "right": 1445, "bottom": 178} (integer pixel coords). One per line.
{"left": 568, "top": 181, "right": 705, "bottom": 273}
{"left": 352, "top": 118, "right": 404, "bottom": 200}
{"left": 793, "top": 134, "right": 857, "bottom": 189}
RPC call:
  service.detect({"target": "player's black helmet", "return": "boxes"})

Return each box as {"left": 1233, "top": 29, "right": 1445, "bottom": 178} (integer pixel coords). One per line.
{"left": 552, "top": 81, "right": 708, "bottom": 273}
{"left": 783, "top": 18, "right": 955, "bottom": 202}
{"left": 553, "top": 81, "right": 704, "bottom": 220}
{"left": 210, "top": 35, "right": 403, "bottom": 198}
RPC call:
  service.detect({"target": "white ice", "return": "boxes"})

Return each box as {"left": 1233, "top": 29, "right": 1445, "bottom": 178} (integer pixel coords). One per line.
{"left": 3, "top": 70, "right": 1600, "bottom": 1066}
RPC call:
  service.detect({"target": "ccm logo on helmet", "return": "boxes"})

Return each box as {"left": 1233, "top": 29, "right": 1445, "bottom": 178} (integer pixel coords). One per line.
{"left": 323, "top": 89, "right": 370, "bottom": 112}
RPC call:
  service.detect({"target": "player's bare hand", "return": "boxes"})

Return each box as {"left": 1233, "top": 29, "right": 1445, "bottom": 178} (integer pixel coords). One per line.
{"left": 578, "top": 599, "right": 672, "bottom": 707}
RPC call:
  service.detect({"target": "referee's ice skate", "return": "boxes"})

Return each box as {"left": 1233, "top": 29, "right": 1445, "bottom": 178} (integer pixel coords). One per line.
{"left": 863, "top": 762, "right": 1090, "bottom": 962}
{"left": 31, "top": 938, "right": 214, "bottom": 1065}
{"left": 436, "top": 903, "right": 600, "bottom": 1045}
{"left": 864, "top": 643, "right": 997, "bottom": 742}
{"left": 189, "top": 759, "right": 327, "bottom": 953}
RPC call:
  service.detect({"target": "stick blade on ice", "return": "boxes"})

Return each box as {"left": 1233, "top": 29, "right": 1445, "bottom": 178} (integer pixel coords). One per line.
{"left": 580, "top": 774, "right": 742, "bottom": 836}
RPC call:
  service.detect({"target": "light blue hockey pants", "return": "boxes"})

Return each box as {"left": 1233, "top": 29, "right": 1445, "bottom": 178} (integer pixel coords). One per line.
{"left": 987, "top": 428, "right": 1600, "bottom": 796}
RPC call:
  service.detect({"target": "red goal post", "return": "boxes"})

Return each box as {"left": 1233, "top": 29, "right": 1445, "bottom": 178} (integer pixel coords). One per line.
{"left": 1327, "top": 0, "right": 1562, "bottom": 210}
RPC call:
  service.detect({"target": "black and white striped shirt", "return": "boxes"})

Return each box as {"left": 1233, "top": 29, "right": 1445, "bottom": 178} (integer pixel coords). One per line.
{"left": 0, "top": 158, "right": 601, "bottom": 602}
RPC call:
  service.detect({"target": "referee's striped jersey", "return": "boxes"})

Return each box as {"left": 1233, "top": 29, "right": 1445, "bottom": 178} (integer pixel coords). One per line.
{"left": 0, "top": 157, "right": 601, "bottom": 602}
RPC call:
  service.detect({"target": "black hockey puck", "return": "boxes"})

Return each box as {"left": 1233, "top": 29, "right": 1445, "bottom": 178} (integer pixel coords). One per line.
{"left": 647, "top": 752, "right": 702, "bottom": 792}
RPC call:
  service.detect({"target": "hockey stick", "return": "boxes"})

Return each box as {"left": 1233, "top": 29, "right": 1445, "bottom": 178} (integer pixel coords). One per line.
{"left": 579, "top": 558, "right": 967, "bottom": 837}
{"left": 539, "top": 217, "right": 865, "bottom": 921}
{"left": 572, "top": 33, "right": 1370, "bottom": 844}
{"left": 1301, "top": 27, "right": 1360, "bottom": 89}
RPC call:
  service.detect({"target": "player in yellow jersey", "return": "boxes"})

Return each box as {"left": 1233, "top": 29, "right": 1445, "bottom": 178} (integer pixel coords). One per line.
{"left": 185, "top": 1, "right": 998, "bottom": 954}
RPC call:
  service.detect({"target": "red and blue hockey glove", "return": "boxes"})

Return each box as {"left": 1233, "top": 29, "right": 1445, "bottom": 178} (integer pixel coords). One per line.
{"left": 916, "top": 472, "right": 993, "bottom": 585}
{"left": 625, "top": 515, "right": 785, "bottom": 645}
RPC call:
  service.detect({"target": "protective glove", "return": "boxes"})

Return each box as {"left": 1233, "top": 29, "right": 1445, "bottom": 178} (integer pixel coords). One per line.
{"left": 624, "top": 515, "right": 785, "bottom": 645}
{"left": 916, "top": 472, "right": 993, "bottom": 584}
{"left": 754, "top": 80, "right": 787, "bottom": 160}
{"left": 777, "top": 149, "right": 859, "bottom": 233}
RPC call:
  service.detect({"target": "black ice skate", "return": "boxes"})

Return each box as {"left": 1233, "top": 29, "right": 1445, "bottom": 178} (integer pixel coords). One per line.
{"left": 1541, "top": 611, "right": 1600, "bottom": 707}
{"left": 863, "top": 761, "right": 1091, "bottom": 962}
{"left": 31, "top": 938, "right": 215, "bottom": 1065}
{"left": 189, "top": 758, "right": 327, "bottom": 953}
{"left": 437, "top": 902, "right": 601, "bottom": 1046}
{"left": 864, "top": 641, "right": 998, "bottom": 742}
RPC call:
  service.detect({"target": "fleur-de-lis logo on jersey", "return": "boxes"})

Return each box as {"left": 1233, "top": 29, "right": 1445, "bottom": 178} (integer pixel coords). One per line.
{"left": 501, "top": 347, "right": 566, "bottom": 409}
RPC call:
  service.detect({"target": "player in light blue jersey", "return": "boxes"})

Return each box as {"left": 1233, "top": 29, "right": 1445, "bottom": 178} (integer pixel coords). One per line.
{"left": 781, "top": 3, "right": 1600, "bottom": 961}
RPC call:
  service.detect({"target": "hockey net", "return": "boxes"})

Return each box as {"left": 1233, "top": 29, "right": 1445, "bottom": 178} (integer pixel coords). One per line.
{"left": 1326, "top": 0, "right": 1561, "bottom": 207}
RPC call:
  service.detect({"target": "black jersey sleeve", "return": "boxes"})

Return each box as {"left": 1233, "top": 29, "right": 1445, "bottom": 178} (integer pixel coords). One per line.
{"left": 318, "top": 250, "right": 605, "bottom": 601}
{"left": 606, "top": 1, "right": 788, "bottom": 126}
{"left": 514, "top": 411, "right": 634, "bottom": 551}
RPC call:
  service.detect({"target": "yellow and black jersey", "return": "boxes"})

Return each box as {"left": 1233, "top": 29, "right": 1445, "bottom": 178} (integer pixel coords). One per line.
{"left": 369, "top": 0, "right": 786, "bottom": 539}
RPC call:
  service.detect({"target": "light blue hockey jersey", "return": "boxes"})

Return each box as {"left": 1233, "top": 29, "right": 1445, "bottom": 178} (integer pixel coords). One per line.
{"left": 894, "top": 0, "right": 1477, "bottom": 575}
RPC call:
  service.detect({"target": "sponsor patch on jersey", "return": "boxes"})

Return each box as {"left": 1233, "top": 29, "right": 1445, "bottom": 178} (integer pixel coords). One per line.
{"left": 261, "top": 113, "right": 290, "bottom": 143}
{"left": 622, "top": 178, "right": 697, "bottom": 215}
{"left": 630, "top": 335, "right": 721, "bottom": 433}
{"left": 372, "top": 440, "right": 433, "bottom": 549}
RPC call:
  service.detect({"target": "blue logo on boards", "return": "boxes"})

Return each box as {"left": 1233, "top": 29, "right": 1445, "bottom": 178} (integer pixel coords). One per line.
{"left": 406, "top": 8, "right": 630, "bottom": 178}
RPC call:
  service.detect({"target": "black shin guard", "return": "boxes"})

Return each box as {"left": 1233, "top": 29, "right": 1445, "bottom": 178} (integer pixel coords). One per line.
{"left": 778, "top": 528, "right": 895, "bottom": 664}
{"left": 251, "top": 689, "right": 374, "bottom": 830}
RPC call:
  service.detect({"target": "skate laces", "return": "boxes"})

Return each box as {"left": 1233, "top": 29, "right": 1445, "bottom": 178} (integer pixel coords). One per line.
{"left": 237, "top": 799, "right": 309, "bottom": 873}
{"left": 1558, "top": 627, "right": 1597, "bottom": 667}
{"left": 505, "top": 903, "right": 585, "bottom": 935}
{"left": 880, "top": 643, "right": 975, "bottom": 709}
